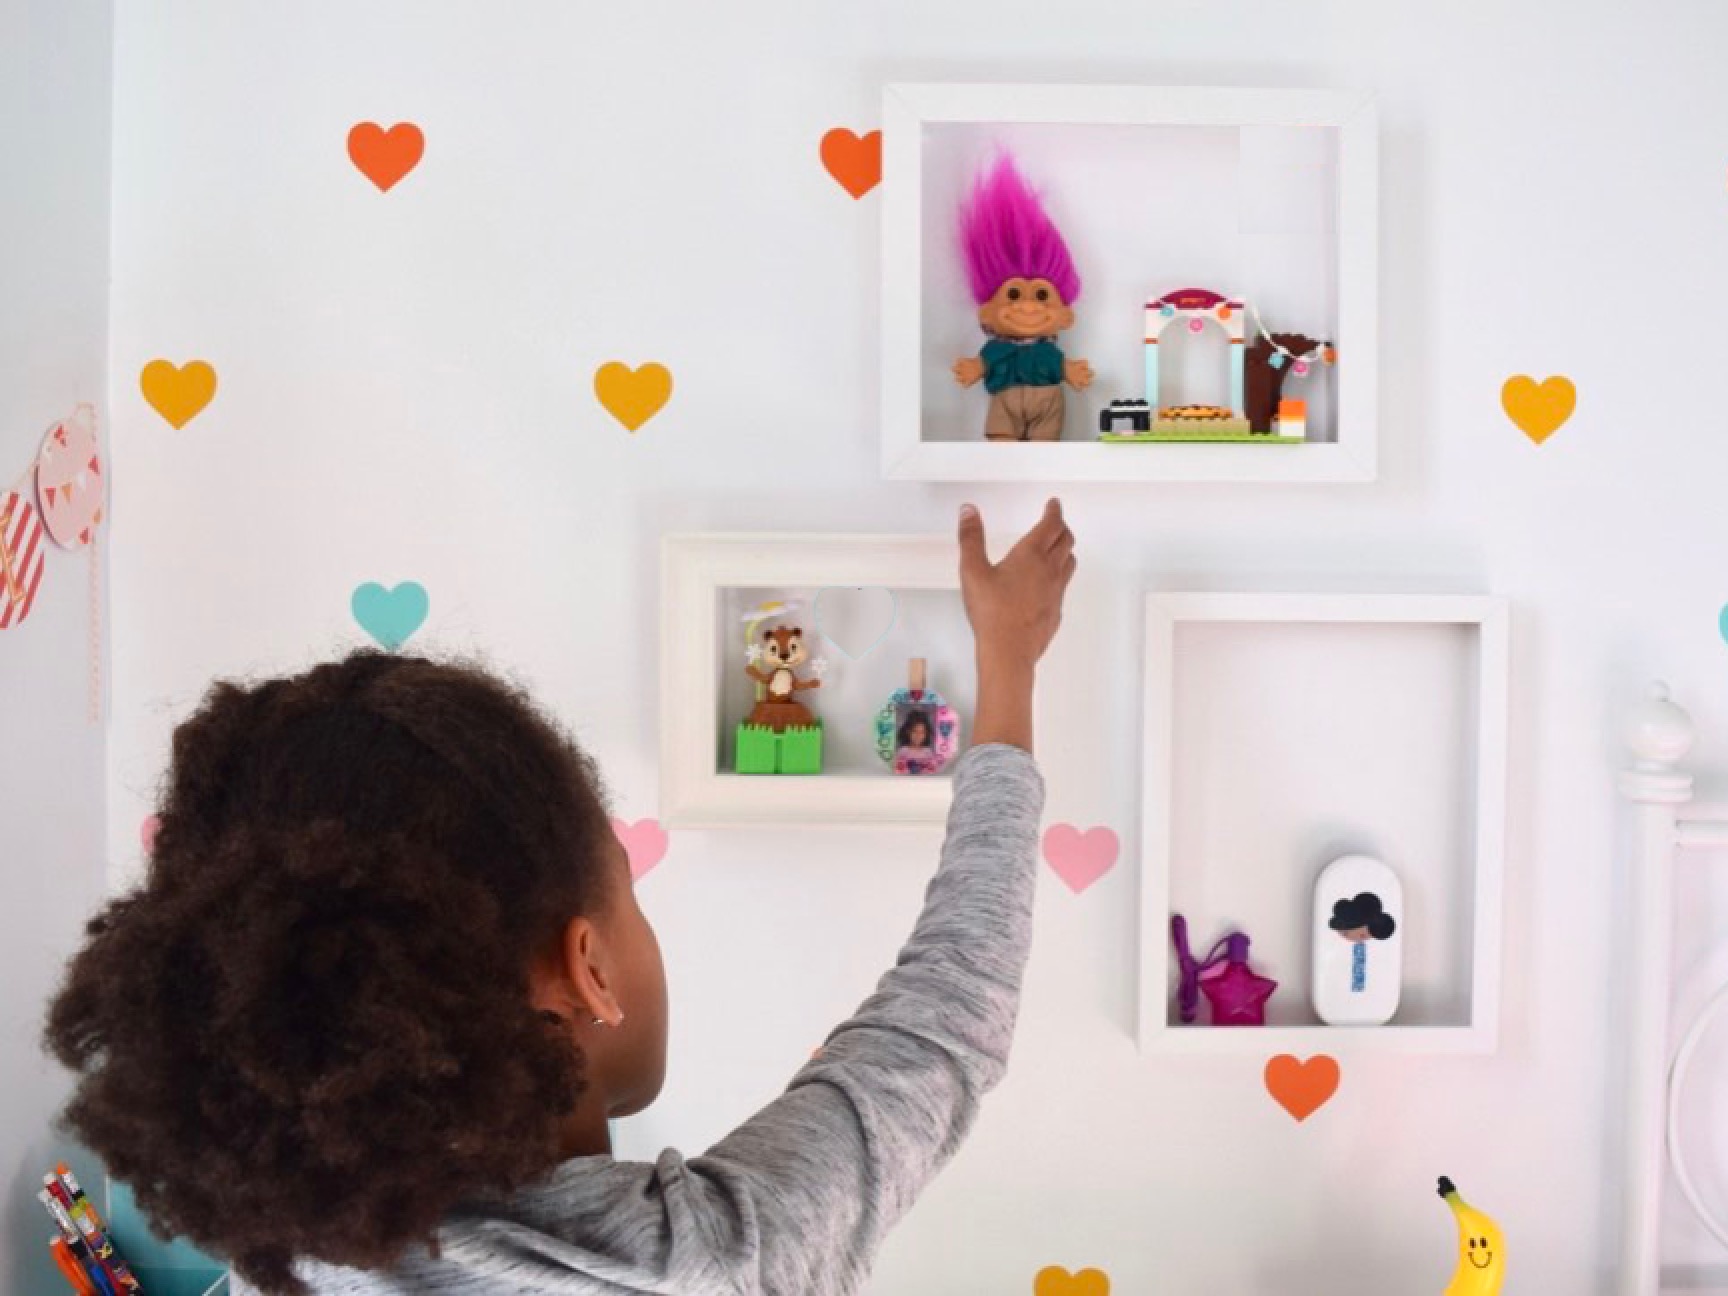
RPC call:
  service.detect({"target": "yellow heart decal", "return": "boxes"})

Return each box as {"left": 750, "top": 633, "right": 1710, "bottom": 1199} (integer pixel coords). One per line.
{"left": 1501, "top": 374, "right": 1575, "bottom": 445}
{"left": 1034, "top": 1266, "right": 1111, "bottom": 1296}
{"left": 141, "top": 359, "right": 218, "bottom": 429}
{"left": 595, "top": 361, "right": 673, "bottom": 433}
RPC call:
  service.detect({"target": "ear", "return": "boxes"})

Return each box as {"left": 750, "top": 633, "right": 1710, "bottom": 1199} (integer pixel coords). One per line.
{"left": 529, "top": 913, "right": 618, "bottom": 1024}
{"left": 1056, "top": 305, "right": 1076, "bottom": 330}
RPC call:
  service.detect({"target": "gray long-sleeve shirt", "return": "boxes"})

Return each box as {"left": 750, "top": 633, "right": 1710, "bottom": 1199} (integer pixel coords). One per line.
{"left": 240, "top": 742, "right": 1044, "bottom": 1296}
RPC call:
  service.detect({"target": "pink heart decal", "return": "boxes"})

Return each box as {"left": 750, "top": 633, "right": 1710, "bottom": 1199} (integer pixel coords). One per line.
{"left": 140, "top": 815, "right": 161, "bottom": 853}
{"left": 612, "top": 817, "right": 668, "bottom": 882}
{"left": 1041, "top": 823, "right": 1119, "bottom": 894}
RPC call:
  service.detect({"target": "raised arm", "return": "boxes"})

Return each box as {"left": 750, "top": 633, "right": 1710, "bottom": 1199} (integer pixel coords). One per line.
{"left": 676, "top": 501, "right": 1075, "bottom": 1295}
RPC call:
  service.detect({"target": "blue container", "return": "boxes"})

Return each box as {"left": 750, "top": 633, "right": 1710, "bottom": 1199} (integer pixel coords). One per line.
{"left": 104, "top": 1179, "right": 229, "bottom": 1295}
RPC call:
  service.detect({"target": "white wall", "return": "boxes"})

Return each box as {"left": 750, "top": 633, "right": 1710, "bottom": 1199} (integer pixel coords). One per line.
{"left": 0, "top": 0, "right": 112, "bottom": 1291}
{"left": 97, "top": 1, "right": 1728, "bottom": 1292}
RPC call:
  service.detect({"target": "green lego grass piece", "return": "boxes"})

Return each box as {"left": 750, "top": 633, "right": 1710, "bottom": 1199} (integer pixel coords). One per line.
{"left": 734, "top": 724, "right": 778, "bottom": 774}
{"left": 777, "top": 724, "right": 823, "bottom": 774}
{"left": 732, "top": 722, "right": 825, "bottom": 770}
{"left": 733, "top": 722, "right": 824, "bottom": 775}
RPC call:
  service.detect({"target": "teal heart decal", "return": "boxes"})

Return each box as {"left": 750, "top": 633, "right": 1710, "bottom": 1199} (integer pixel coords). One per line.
{"left": 352, "top": 580, "right": 429, "bottom": 650}
{"left": 814, "top": 585, "right": 898, "bottom": 660}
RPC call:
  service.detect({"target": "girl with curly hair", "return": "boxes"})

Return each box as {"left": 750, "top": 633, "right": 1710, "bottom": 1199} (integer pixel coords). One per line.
{"left": 43, "top": 500, "right": 1075, "bottom": 1296}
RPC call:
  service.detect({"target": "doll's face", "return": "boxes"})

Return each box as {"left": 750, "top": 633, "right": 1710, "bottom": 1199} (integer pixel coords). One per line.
{"left": 978, "top": 277, "right": 1075, "bottom": 339}
{"left": 908, "top": 720, "right": 928, "bottom": 746}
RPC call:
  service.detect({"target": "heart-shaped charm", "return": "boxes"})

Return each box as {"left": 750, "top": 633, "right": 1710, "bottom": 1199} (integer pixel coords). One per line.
{"left": 1041, "top": 824, "right": 1119, "bottom": 894}
{"left": 814, "top": 586, "right": 898, "bottom": 660}
{"left": 594, "top": 361, "right": 673, "bottom": 432}
{"left": 1034, "top": 1266, "right": 1111, "bottom": 1296}
{"left": 1264, "top": 1053, "right": 1341, "bottom": 1122}
{"left": 348, "top": 121, "right": 425, "bottom": 192}
{"left": 141, "top": 359, "right": 218, "bottom": 429}
{"left": 1501, "top": 374, "right": 1575, "bottom": 444}
{"left": 612, "top": 817, "right": 669, "bottom": 882}
{"left": 351, "top": 580, "right": 429, "bottom": 650}
{"left": 819, "top": 127, "right": 882, "bottom": 199}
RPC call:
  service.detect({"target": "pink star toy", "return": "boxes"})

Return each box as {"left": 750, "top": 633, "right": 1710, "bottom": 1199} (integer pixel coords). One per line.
{"left": 1171, "top": 915, "right": 1278, "bottom": 1026}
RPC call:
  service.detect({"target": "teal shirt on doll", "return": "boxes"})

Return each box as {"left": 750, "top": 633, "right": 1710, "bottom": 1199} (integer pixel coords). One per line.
{"left": 980, "top": 337, "right": 1065, "bottom": 393}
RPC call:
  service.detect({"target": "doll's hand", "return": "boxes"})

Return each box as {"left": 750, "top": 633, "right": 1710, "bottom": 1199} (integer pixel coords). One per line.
{"left": 953, "top": 357, "right": 985, "bottom": 387}
{"left": 1064, "top": 358, "right": 1095, "bottom": 390}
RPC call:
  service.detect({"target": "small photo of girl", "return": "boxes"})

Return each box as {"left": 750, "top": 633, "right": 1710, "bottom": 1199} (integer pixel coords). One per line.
{"left": 895, "top": 708, "right": 938, "bottom": 774}
{"left": 873, "top": 686, "right": 959, "bottom": 775}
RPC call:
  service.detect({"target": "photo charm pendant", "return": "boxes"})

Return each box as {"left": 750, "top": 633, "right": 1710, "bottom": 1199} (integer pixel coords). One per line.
{"left": 1310, "top": 854, "right": 1403, "bottom": 1026}
{"left": 875, "top": 658, "right": 959, "bottom": 775}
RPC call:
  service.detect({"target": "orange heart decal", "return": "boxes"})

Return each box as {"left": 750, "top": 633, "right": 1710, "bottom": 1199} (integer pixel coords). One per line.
{"left": 1264, "top": 1054, "right": 1340, "bottom": 1122}
{"left": 348, "top": 121, "right": 425, "bottom": 192}
{"left": 820, "top": 128, "right": 882, "bottom": 199}
{"left": 594, "top": 362, "right": 673, "bottom": 432}
{"left": 1034, "top": 1266, "right": 1111, "bottom": 1296}
{"left": 140, "top": 359, "right": 218, "bottom": 428}
{"left": 1501, "top": 374, "right": 1575, "bottom": 444}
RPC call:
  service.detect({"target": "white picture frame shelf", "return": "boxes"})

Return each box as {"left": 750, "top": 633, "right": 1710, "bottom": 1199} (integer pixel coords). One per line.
{"left": 661, "top": 533, "right": 972, "bottom": 829}
{"left": 881, "top": 82, "right": 1379, "bottom": 483}
{"left": 1137, "top": 593, "right": 1510, "bottom": 1055}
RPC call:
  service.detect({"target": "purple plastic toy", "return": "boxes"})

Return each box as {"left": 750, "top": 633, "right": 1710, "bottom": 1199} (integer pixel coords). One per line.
{"left": 1171, "top": 914, "right": 1279, "bottom": 1026}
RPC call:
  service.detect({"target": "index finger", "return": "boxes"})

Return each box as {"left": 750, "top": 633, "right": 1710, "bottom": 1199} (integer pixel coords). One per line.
{"left": 1035, "top": 498, "right": 1070, "bottom": 552}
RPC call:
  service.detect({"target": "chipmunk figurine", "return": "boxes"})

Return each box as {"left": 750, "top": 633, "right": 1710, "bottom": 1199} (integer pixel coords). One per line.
{"left": 745, "top": 625, "right": 821, "bottom": 731}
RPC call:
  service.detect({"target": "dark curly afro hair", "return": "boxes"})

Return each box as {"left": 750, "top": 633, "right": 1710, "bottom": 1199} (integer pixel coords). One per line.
{"left": 43, "top": 649, "right": 616, "bottom": 1294}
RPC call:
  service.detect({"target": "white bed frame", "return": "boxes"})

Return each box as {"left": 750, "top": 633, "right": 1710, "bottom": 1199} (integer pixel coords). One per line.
{"left": 1619, "top": 683, "right": 1728, "bottom": 1294}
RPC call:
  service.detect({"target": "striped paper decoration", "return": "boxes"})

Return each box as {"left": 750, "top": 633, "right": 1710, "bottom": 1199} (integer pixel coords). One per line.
{"left": 0, "top": 490, "right": 46, "bottom": 629}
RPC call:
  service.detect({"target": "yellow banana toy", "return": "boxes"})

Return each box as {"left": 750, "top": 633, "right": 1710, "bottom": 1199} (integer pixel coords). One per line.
{"left": 1438, "top": 1176, "right": 1505, "bottom": 1294}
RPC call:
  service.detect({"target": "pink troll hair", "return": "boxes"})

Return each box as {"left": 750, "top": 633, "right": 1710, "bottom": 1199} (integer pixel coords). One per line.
{"left": 958, "top": 152, "right": 1081, "bottom": 306}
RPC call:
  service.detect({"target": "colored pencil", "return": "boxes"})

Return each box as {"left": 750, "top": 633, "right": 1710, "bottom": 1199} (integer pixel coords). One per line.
{"left": 50, "top": 1234, "right": 98, "bottom": 1294}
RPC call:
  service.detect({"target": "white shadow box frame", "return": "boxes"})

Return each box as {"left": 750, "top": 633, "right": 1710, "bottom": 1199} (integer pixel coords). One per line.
{"left": 881, "top": 83, "right": 1379, "bottom": 483}
{"left": 661, "top": 533, "right": 975, "bottom": 829}
{"left": 1138, "top": 593, "right": 1509, "bottom": 1054}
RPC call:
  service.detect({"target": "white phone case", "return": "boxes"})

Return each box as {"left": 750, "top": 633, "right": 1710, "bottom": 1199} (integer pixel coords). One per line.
{"left": 1311, "top": 854, "right": 1403, "bottom": 1026}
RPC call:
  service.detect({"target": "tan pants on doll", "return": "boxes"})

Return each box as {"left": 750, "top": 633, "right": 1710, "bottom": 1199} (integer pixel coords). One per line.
{"left": 985, "top": 385, "right": 1064, "bottom": 442}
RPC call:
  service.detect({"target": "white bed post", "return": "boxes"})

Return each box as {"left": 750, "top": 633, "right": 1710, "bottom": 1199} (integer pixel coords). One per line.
{"left": 1617, "top": 682, "right": 1696, "bottom": 1295}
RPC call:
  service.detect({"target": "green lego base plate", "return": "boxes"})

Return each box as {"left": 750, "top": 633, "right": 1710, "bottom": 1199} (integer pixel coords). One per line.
{"left": 1099, "top": 432, "right": 1306, "bottom": 444}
